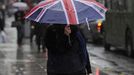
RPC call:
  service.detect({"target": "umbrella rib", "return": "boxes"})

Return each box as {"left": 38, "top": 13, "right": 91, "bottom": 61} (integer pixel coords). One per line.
{"left": 25, "top": 5, "right": 49, "bottom": 19}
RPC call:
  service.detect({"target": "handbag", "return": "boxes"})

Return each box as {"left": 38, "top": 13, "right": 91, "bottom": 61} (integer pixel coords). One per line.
{"left": 11, "top": 21, "right": 21, "bottom": 27}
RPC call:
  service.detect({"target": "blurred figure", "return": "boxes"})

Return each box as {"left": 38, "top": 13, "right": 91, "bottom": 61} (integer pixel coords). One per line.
{"left": 34, "top": 22, "right": 48, "bottom": 53}
{"left": 0, "top": 9, "right": 5, "bottom": 31}
{"left": 0, "top": 7, "right": 7, "bottom": 43}
{"left": 14, "top": 10, "right": 25, "bottom": 46}
{"left": 42, "top": 23, "right": 48, "bottom": 53}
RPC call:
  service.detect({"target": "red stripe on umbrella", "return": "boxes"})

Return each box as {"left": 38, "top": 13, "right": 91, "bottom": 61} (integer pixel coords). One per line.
{"left": 62, "top": 0, "right": 78, "bottom": 24}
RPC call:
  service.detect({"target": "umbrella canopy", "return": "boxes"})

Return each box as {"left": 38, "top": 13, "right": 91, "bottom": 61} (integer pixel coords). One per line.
{"left": 12, "top": 2, "right": 29, "bottom": 11}
{"left": 25, "top": 0, "right": 107, "bottom": 25}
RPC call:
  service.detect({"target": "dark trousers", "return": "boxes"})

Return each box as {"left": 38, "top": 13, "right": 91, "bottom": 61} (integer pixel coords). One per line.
{"left": 16, "top": 26, "right": 24, "bottom": 45}
{"left": 35, "top": 35, "right": 42, "bottom": 50}
{"left": 30, "top": 29, "right": 35, "bottom": 43}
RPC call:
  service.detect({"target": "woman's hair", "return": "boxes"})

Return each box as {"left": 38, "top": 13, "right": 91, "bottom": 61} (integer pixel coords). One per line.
{"left": 47, "top": 24, "right": 79, "bottom": 35}
{"left": 47, "top": 24, "right": 66, "bottom": 35}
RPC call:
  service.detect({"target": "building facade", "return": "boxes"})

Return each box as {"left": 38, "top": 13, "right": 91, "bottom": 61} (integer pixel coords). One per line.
{"left": 97, "top": 0, "right": 134, "bottom": 12}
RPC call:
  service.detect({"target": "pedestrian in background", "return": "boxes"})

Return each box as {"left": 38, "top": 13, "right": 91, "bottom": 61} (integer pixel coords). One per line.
{"left": 34, "top": 22, "right": 48, "bottom": 53}
{"left": 14, "top": 10, "right": 25, "bottom": 46}
{"left": 0, "top": 9, "right": 5, "bottom": 31}
{"left": 45, "top": 24, "right": 92, "bottom": 75}
{"left": 0, "top": 9, "right": 6, "bottom": 43}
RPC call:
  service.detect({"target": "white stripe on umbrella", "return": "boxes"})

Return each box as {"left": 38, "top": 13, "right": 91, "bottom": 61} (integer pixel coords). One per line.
{"left": 71, "top": 0, "right": 79, "bottom": 24}
{"left": 25, "top": 5, "right": 46, "bottom": 19}
{"left": 61, "top": 0, "right": 69, "bottom": 24}
{"left": 35, "top": 1, "right": 59, "bottom": 22}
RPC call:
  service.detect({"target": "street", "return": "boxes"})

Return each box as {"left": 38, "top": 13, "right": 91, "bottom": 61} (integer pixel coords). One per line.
{"left": 88, "top": 44, "right": 134, "bottom": 75}
{"left": 0, "top": 16, "right": 134, "bottom": 75}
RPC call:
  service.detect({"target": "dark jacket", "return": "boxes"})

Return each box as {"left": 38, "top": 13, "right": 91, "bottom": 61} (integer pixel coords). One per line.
{"left": 46, "top": 25, "right": 91, "bottom": 74}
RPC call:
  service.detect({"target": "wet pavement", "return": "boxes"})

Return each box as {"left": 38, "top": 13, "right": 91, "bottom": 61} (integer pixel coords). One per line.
{"left": 0, "top": 16, "right": 48, "bottom": 75}
{"left": 87, "top": 44, "right": 134, "bottom": 75}
{"left": 0, "top": 40, "right": 48, "bottom": 75}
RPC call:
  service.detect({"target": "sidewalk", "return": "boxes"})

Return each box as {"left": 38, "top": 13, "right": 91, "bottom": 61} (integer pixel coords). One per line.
{"left": 2, "top": 16, "right": 16, "bottom": 43}
{"left": 0, "top": 16, "right": 17, "bottom": 75}
{"left": 0, "top": 16, "right": 18, "bottom": 53}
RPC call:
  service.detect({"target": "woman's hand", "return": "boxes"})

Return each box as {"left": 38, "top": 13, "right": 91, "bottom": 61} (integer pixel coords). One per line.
{"left": 64, "top": 25, "right": 71, "bottom": 36}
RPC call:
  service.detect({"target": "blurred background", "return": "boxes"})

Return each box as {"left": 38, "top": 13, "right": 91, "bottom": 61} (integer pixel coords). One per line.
{"left": 0, "top": 0, "right": 134, "bottom": 75}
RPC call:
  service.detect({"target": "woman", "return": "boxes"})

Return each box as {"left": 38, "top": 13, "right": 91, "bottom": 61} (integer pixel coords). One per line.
{"left": 14, "top": 10, "right": 25, "bottom": 46}
{"left": 45, "top": 24, "right": 92, "bottom": 75}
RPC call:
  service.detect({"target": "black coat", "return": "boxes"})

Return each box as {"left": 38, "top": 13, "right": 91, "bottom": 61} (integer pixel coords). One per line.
{"left": 45, "top": 25, "right": 91, "bottom": 74}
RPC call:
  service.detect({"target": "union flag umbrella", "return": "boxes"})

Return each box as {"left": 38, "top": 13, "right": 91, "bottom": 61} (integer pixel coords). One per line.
{"left": 25, "top": 0, "right": 107, "bottom": 25}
